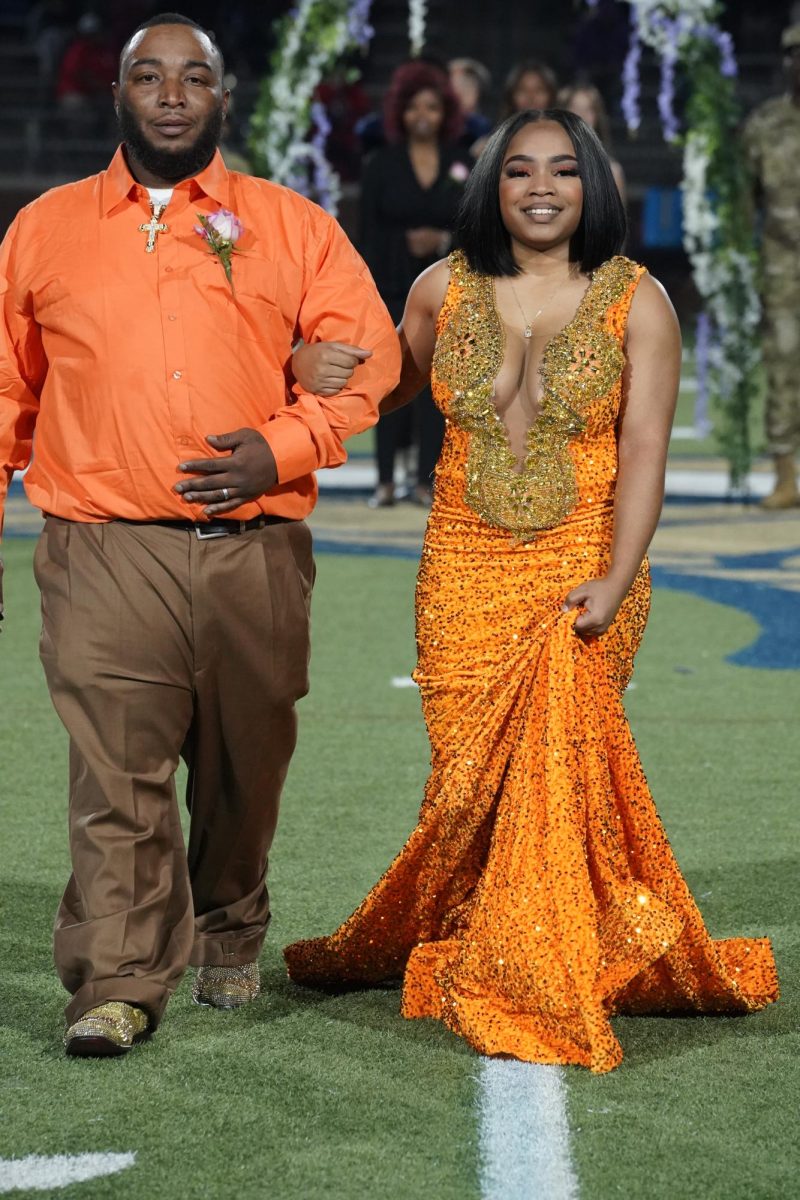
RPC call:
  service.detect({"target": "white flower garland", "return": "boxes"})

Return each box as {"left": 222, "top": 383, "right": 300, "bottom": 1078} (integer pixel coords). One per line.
{"left": 631, "top": 0, "right": 716, "bottom": 43}
{"left": 249, "top": 0, "right": 367, "bottom": 215}
{"left": 283, "top": 139, "right": 343, "bottom": 214}
{"left": 619, "top": 0, "right": 760, "bottom": 480}
{"left": 408, "top": 0, "right": 427, "bottom": 56}
{"left": 678, "top": 70, "right": 759, "bottom": 437}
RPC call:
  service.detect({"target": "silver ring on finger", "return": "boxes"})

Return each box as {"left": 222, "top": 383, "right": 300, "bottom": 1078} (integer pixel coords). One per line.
{"left": 222, "top": 487, "right": 230, "bottom": 501}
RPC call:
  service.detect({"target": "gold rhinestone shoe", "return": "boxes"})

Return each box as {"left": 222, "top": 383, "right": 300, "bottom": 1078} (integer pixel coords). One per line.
{"left": 192, "top": 962, "right": 261, "bottom": 1009}
{"left": 64, "top": 1001, "right": 149, "bottom": 1057}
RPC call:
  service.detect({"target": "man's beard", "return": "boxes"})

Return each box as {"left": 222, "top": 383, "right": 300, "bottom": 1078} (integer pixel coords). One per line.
{"left": 117, "top": 99, "right": 224, "bottom": 182}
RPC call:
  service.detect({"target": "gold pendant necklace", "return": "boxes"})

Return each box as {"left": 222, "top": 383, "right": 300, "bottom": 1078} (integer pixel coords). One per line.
{"left": 508, "top": 271, "right": 576, "bottom": 339}
{"left": 138, "top": 201, "right": 169, "bottom": 254}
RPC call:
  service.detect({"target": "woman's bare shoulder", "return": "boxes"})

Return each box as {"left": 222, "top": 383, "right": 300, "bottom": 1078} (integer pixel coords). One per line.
{"left": 629, "top": 272, "right": 680, "bottom": 335}
{"left": 408, "top": 257, "right": 452, "bottom": 317}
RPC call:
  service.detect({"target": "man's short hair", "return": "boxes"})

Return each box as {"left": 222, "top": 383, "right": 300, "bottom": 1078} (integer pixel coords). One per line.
{"left": 120, "top": 11, "right": 224, "bottom": 75}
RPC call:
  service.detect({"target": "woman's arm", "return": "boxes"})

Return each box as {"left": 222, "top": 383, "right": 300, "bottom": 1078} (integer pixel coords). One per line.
{"left": 565, "top": 274, "right": 681, "bottom": 634}
{"left": 380, "top": 258, "right": 450, "bottom": 415}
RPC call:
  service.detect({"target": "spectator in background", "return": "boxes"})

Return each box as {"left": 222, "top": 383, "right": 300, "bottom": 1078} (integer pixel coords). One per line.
{"left": 360, "top": 62, "right": 469, "bottom": 506}
{"left": 56, "top": 12, "right": 116, "bottom": 134}
{"left": 448, "top": 57, "right": 493, "bottom": 154}
{"left": 558, "top": 83, "right": 626, "bottom": 202}
{"left": 743, "top": 22, "right": 800, "bottom": 509}
{"left": 501, "top": 59, "right": 558, "bottom": 120}
{"left": 354, "top": 49, "right": 450, "bottom": 155}
{"left": 315, "top": 64, "right": 372, "bottom": 183}
{"left": 27, "top": 0, "right": 72, "bottom": 97}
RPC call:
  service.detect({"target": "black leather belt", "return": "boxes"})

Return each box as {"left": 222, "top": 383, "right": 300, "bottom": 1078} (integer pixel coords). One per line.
{"left": 118, "top": 515, "right": 291, "bottom": 540}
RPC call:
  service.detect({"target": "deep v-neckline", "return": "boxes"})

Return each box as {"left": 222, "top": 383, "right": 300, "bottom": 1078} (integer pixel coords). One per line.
{"left": 432, "top": 251, "right": 640, "bottom": 539}
{"left": 488, "top": 271, "right": 597, "bottom": 460}
{"left": 405, "top": 144, "right": 441, "bottom": 193}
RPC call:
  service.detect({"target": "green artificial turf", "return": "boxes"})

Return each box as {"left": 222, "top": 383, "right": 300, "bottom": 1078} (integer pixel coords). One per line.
{"left": 0, "top": 539, "right": 476, "bottom": 1200}
{"left": 0, "top": 538, "right": 796, "bottom": 1199}
{"left": 568, "top": 586, "right": 799, "bottom": 1200}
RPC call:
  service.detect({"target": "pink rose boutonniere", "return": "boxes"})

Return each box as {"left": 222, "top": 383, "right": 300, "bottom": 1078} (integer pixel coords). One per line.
{"left": 194, "top": 208, "right": 244, "bottom": 294}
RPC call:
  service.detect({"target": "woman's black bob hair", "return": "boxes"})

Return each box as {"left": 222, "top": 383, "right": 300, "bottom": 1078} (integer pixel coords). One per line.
{"left": 454, "top": 109, "right": 627, "bottom": 276}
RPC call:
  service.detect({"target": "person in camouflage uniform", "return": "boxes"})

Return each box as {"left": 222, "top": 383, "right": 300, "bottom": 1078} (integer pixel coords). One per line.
{"left": 743, "top": 24, "right": 800, "bottom": 508}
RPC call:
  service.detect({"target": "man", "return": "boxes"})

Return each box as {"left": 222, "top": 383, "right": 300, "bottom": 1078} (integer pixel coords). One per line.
{"left": 743, "top": 23, "right": 800, "bottom": 509}
{"left": 0, "top": 12, "right": 399, "bottom": 1056}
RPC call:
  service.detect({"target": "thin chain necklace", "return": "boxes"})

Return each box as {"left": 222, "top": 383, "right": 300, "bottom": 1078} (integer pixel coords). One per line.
{"left": 507, "top": 270, "right": 577, "bottom": 339}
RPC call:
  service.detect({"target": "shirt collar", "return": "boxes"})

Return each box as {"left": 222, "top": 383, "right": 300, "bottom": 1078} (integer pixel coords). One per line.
{"left": 101, "top": 145, "right": 231, "bottom": 215}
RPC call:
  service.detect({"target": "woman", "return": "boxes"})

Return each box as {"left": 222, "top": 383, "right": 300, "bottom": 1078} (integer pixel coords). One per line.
{"left": 559, "top": 82, "right": 626, "bottom": 202}
{"left": 448, "top": 56, "right": 494, "bottom": 155}
{"left": 359, "top": 62, "right": 469, "bottom": 506}
{"left": 501, "top": 59, "right": 558, "bottom": 118}
{"left": 287, "top": 111, "right": 778, "bottom": 1072}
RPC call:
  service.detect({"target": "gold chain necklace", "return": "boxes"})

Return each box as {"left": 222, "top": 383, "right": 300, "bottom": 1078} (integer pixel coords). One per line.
{"left": 507, "top": 271, "right": 577, "bottom": 339}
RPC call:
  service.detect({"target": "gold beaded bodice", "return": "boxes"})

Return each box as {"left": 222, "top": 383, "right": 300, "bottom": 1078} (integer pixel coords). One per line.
{"left": 431, "top": 251, "right": 645, "bottom": 541}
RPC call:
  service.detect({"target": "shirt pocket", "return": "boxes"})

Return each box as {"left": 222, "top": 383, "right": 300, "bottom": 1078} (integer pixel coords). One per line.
{"left": 190, "top": 251, "right": 282, "bottom": 345}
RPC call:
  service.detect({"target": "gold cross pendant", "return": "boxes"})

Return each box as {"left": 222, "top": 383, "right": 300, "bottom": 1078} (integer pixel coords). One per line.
{"left": 139, "top": 202, "right": 168, "bottom": 253}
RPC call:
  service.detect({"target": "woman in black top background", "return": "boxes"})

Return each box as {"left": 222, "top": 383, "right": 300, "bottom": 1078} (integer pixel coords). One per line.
{"left": 359, "top": 61, "right": 470, "bottom": 506}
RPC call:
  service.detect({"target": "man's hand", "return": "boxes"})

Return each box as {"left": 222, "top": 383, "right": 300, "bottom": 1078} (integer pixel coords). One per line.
{"left": 562, "top": 576, "right": 629, "bottom": 637}
{"left": 293, "top": 341, "right": 372, "bottom": 397}
{"left": 174, "top": 428, "right": 278, "bottom": 517}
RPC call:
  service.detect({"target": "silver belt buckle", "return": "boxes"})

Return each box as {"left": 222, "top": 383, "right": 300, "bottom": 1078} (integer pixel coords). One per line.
{"left": 194, "top": 523, "right": 230, "bottom": 540}
{"left": 194, "top": 520, "right": 248, "bottom": 540}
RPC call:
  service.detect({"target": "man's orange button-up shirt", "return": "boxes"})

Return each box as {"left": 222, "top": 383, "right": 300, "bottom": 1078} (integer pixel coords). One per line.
{"left": 0, "top": 147, "right": 400, "bottom": 528}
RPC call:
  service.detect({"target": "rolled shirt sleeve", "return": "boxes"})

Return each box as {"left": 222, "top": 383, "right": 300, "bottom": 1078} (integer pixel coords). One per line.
{"left": 258, "top": 208, "right": 400, "bottom": 484}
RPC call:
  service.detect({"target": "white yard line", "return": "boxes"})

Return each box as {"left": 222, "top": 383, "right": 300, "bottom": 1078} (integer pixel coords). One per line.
{"left": 0, "top": 1153, "right": 136, "bottom": 1193}
{"left": 478, "top": 1060, "right": 579, "bottom": 1200}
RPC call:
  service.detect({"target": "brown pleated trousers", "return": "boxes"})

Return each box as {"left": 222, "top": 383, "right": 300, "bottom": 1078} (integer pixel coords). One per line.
{"left": 34, "top": 516, "right": 313, "bottom": 1027}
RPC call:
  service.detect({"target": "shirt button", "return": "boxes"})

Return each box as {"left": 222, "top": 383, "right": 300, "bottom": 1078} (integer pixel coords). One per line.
{"left": 168, "top": 314, "right": 177, "bottom": 321}
{"left": 173, "top": 370, "right": 182, "bottom": 380}
{"left": 177, "top": 436, "right": 190, "bottom": 445}
{"left": 165, "top": 266, "right": 174, "bottom": 273}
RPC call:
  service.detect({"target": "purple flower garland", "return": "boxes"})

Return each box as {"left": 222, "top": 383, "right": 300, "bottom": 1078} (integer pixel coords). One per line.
{"left": 289, "top": 1, "right": 376, "bottom": 211}
{"left": 655, "top": 16, "right": 681, "bottom": 142}
{"left": 621, "top": 7, "right": 642, "bottom": 133}
{"left": 309, "top": 100, "right": 336, "bottom": 212}
{"left": 620, "top": 6, "right": 739, "bottom": 139}
{"left": 346, "top": 0, "right": 374, "bottom": 47}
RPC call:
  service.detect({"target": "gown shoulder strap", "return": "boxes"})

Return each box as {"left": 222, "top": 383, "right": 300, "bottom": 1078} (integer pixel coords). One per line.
{"left": 589, "top": 256, "right": 648, "bottom": 344}
{"left": 435, "top": 249, "right": 478, "bottom": 337}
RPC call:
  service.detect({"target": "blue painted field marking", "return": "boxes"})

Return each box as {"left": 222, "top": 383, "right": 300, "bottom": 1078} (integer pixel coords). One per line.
{"left": 650, "top": 564, "right": 800, "bottom": 670}
{"left": 310, "top": 539, "right": 800, "bottom": 672}
{"left": 4, "top": 508, "right": 797, "bottom": 669}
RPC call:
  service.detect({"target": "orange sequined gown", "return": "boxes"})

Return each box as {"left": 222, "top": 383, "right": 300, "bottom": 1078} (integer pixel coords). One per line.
{"left": 284, "top": 253, "right": 779, "bottom": 1072}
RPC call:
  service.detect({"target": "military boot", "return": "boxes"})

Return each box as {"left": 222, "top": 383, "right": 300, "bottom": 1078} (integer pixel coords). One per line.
{"left": 761, "top": 453, "right": 799, "bottom": 509}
